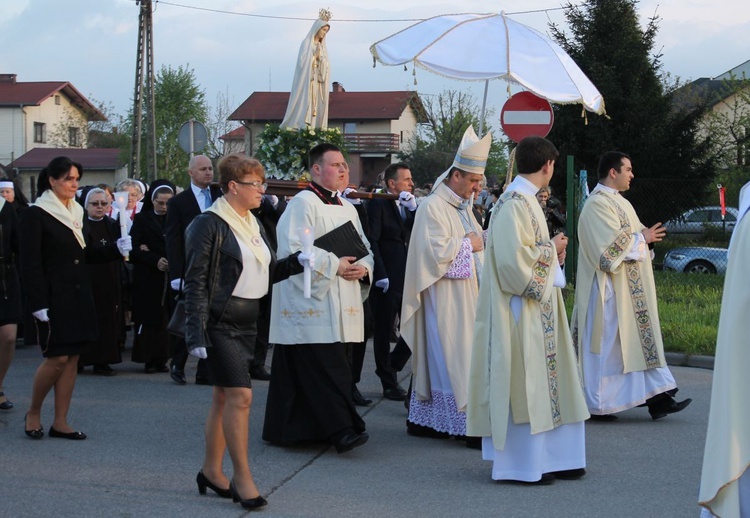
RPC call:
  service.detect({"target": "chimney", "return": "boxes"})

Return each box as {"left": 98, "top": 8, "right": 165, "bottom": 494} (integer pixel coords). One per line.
{"left": 332, "top": 81, "right": 345, "bottom": 93}
{"left": 0, "top": 74, "right": 17, "bottom": 84}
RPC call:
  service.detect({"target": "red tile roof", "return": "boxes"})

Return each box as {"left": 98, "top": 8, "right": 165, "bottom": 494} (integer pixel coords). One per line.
{"left": 8, "top": 148, "right": 123, "bottom": 170}
{"left": 229, "top": 91, "right": 425, "bottom": 123}
{"left": 219, "top": 126, "right": 245, "bottom": 141}
{"left": 0, "top": 80, "right": 105, "bottom": 121}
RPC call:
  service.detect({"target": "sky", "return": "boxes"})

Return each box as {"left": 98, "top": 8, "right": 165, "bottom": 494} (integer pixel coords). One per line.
{"left": 1, "top": 0, "right": 749, "bottom": 130}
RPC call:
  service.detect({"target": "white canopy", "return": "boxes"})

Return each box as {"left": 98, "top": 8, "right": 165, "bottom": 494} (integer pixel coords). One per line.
{"left": 370, "top": 12, "right": 606, "bottom": 115}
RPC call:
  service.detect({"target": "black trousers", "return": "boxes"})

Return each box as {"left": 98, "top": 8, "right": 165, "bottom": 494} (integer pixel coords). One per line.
{"left": 370, "top": 286, "right": 411, "bottom": 390}
{"left": 171, "top": 336, "right": 209, "bottom": 379}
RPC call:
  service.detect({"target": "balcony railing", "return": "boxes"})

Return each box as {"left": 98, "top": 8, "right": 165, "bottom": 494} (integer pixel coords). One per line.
{"left": 343, "top": 133, "right": 400, "bottom": 153}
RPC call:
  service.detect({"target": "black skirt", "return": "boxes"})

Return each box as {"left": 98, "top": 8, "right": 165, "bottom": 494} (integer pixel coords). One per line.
{"left": 205, "top": 296, "right": 259, "bottom": 388}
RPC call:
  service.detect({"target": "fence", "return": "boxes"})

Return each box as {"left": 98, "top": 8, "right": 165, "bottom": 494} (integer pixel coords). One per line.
{"left": 563, "top": 160, "right": 733, "bottom": 280}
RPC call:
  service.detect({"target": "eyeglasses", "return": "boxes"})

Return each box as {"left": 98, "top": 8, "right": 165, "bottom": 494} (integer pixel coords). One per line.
{"left": 88, "top": 201, "right": 110, "bottom": 207}
{"left": 234, "top": 180, "right": 267, "bottom": 191}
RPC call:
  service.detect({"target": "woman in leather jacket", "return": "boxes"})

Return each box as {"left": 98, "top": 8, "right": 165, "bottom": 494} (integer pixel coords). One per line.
{"left": 183, "top": 154, "right": 311, "bottom": 511}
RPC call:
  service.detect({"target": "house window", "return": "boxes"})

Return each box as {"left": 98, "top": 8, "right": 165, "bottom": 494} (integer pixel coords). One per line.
{"left": 68, "top": 127, "right": 81, "bottom": 147}
{"left": 34, "top": 122, "right": 46, "bottom": 143}
{"left": 54, "top": 95, "right": 61, "bottom": 105}
{"left": 344, "top": 122, "right": 356, "bottom": 134}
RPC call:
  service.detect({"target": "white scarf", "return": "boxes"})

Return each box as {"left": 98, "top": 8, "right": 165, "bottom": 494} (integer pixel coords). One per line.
{"left": 34, "top": 190, "right": 86, "bottom": 249}
{"left": 205, "top": 196, "right": 270, "bottom": 271}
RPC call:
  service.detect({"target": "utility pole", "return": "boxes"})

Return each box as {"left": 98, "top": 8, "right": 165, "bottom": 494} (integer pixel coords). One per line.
{"left": 129, "top": 0, "right": 157, "bottom": 182}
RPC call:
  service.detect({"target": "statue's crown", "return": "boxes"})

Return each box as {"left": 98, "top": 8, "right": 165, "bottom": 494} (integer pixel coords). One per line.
{"left": 319, "top": 8, "right": 332, "bottom": 21}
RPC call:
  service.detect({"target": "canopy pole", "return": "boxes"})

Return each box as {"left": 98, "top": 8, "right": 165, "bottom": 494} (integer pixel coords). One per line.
{"left": 479, "top": 79, "right": 489, "bottom": 137}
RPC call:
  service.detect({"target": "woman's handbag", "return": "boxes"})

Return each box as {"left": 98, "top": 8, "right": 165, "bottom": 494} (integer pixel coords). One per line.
{"left": 167, "top": 295, "right": 187, "bottom": 338}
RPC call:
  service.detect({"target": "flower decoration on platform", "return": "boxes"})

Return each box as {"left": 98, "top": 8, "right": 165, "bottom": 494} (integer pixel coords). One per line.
{"left": 256, "top": 124, "right": 346, "bottom": 180}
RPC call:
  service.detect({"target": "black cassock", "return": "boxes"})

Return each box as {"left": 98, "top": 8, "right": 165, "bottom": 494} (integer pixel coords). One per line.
{"left": 79, "top": 217, "right": 123, "bottom": 366}
{"left": 130, "top": 210, "right": 173, "bottom": 364}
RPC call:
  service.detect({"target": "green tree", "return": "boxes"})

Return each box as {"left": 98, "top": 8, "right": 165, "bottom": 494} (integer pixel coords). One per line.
{"left": 547, "top": 0, "right": 717, "bottom": 224}
{"left": 399, "top": 89, "right": 508, "bottom": 187}
{"left": 131, "top": 64, "right": 208, "bottom": 185}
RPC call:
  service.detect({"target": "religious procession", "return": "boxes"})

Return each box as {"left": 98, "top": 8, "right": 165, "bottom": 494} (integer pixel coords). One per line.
{"left": 1, "top": 5, "right": 748, "bottom": 518}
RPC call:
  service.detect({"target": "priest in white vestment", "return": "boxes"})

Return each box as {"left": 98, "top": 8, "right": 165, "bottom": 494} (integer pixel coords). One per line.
{"left": 467, "top": 136, "right": 589, "bottom": 484}
{"left": 699, "top": 181, "right": 750, "bottom": 518}
{"left": 263, "top": 143, "right": 374, "bottom": 455}
{"left": 573, "top": 151, "right": 691, "bottom": 421}
{"left": 401, "top": 126, "right": 490, "bottom": 439}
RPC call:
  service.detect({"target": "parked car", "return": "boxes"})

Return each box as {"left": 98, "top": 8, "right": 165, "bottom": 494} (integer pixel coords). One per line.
{"left": 663, "top": 247, "right": 728, "bottom": 274}
{"left": 664, "top": 206, "right": 739, "bottom": 234}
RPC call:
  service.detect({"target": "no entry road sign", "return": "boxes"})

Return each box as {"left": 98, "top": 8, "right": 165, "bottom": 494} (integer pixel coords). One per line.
{"left": 500, "top": 91, "right": 554, "bottom": 143}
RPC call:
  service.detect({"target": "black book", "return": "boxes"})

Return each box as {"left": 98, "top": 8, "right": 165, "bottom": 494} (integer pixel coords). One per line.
{"left": 313, "top": 220, "right": 369, "bottom": 261}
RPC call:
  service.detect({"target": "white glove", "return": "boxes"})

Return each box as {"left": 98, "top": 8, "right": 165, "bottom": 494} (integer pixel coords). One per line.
{"left": 117, "top": 236, "right": 133, "bottom": 256}
{"left": 266, "top": 194, "right": 279, "bottom": 208}
{"left": 298, "top": 251, "right": 316, "bottom": 270}
{"left": 375, "top": 278, "right": 390, "bottom": 293}
{"left": 170, "top": 278, "right": 183, "bottom": 291}
{"left": 399, "top": 191, "right": 417, "bottom": 211}
{"left": 33, "top": 308, "right": 49, "bottom": 322}
{"left": 190, "top": 347, "right": 208, "bottom": 359}
{"left": 341, "top": 187, "right": 361, "bottom": 205}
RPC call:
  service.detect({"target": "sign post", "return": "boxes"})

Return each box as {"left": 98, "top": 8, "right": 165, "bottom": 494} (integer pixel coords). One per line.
{"left": 500, "top": 91, "right": 554, "bottom": 143}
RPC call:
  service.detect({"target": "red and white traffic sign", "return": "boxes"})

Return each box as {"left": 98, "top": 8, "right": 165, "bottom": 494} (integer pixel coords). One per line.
{"left": 500, "top": 91, "right": 554, "bottom": 143}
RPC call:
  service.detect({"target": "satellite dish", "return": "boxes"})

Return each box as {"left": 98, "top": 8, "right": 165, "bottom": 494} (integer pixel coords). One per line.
{"left": 178, "top": 119, "right": 208, "bottom": 154}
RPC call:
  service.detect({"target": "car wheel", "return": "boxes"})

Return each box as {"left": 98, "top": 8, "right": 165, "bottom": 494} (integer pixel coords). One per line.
{"left": 684, "top": 260, "right": 716, "bottom": 274}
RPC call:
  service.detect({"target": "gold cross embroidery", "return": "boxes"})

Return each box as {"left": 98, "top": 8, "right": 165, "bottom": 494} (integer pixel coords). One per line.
{"left": 344, "top": 306, "right": 360, "bottom": 317}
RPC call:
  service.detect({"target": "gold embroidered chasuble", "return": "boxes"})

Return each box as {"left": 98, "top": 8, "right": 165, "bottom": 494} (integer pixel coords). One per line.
{"left": 573, "top": 188, "right": 666, "bottom": 373}
{"left": 699, "top": 185, "right": 750, "bottom": 518}
{"left": 269, "top": 191, "right": 373, "bottom": 345}
{"left": 467, "top": 182, "right": 588, "bottom": 450}
{"left": 400, "top": 182, "right": 483, "bottom": 412}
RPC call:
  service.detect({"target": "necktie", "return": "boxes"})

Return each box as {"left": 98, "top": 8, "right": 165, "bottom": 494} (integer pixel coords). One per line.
{"left": 399, "top": 203, "right": 406, "bottom": 221}
{"left": 201, "top": 188, "right": 211, "bottom": 211}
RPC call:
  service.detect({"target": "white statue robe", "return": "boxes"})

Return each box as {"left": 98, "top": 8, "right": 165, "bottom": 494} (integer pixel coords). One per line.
{"left": 467, "top": 175, "right": 588, "bottom": 481}
{"left": 699, "top": 182, "right": 750, "bottom": 518}
{"left": 400, "top": 182, "right": 483, "bottom": 434}
{"left": 280, "top": 18, "right": 330, "bottom": 130}
{"left": 269, "top": 191, "right": 372, "bottom": 345}
{"left": 573, "top": 184, "right": 675, "bottom": 415}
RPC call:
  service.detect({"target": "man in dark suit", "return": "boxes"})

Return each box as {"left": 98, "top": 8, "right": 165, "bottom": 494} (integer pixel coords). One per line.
{"left": 165, "top": 155, "right": 222, "bottom": 385}
{"left": 366, "top": 162, "right": 416, "bottom": 400}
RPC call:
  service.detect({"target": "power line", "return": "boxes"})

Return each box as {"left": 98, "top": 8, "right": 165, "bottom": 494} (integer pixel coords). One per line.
{"left": 153, "top": 1, "right": 571, "bottom": 22}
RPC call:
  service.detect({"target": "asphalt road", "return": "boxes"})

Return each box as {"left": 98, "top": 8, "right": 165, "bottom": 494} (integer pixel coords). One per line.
{"left": 0, "top": 340, "right": 710, "bottom": 518}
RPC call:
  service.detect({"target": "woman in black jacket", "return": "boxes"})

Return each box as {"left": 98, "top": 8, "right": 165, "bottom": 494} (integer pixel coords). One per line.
{"left": 19, "top": 157, "right": 131, "bottom": 440}
{"left": 184, "top": 154, "right": 310, "bottom": 511}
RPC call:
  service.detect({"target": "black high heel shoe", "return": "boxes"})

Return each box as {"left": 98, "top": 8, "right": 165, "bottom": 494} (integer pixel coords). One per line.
{"left": 24, "top": 413, "right": 44, "bottom": 439}
{"left": 196, "top": 471, "right": 232, "bottom": 499}
{"left": 229, "top": 480, "right": 268, "bottom": 510}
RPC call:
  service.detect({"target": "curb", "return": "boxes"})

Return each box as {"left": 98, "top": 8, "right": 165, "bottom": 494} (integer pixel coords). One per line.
{"left": 665, "top": 351, "right": 714, "bottom": 370}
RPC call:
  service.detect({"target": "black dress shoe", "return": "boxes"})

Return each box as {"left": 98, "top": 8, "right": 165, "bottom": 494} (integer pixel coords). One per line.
{"left": 352, "top": 386, "right": 372, "bottom": 406}
{"left": 48, "top": 426, "right": 87, "bottom": 440}
{"left": 156, "top": 363, "right": 170, "bottom": 373}
{"left": 550, "top": 468, "right": 586, "bottom": 480}
{"left": 93, "top": 364, "right": 116, "bottom": 376}
{"left": 195, "top": 375, "right": 211, "bottom": 386}
{"left": 144, "top": 363, "right": 157, "bottom": 374}
{"left": 249, "top": 366, "right": 271, "bottom": 381}
{"left": 649, "top": 397, "right": 692, "bottom": 420}
{"left": 0, "top": 391, "right": 13, "bottom": 410}
{"left": 406, "top": 420, "right": 450, "bottom": 439}
{"left": 24, "top": 413, "right": 44, "bottom": 439}
{"left": 196, "top": 470, "right": 232, "bottom": 498}
{"left": 229, "top": 481, "right": 268, "bottom": 509}
{"left": 464, "top": 436, "right": 482, "bottom": 450}
{"left": 334, "top": 431, "right": 369, "bottom": 453}
{"left": 170, "top": 365, "right": 186, "bottom": 385}
{"left": 589, "top": 414, "right": 618, "bottom": 422}
{"left": 383, "top": 386, "right": 407, "bottom": 401}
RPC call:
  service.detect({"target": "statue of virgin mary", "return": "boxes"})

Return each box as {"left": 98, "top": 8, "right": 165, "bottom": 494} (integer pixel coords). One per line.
{"left": 281, "top": 9, "right": 331, "bottom": 130}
